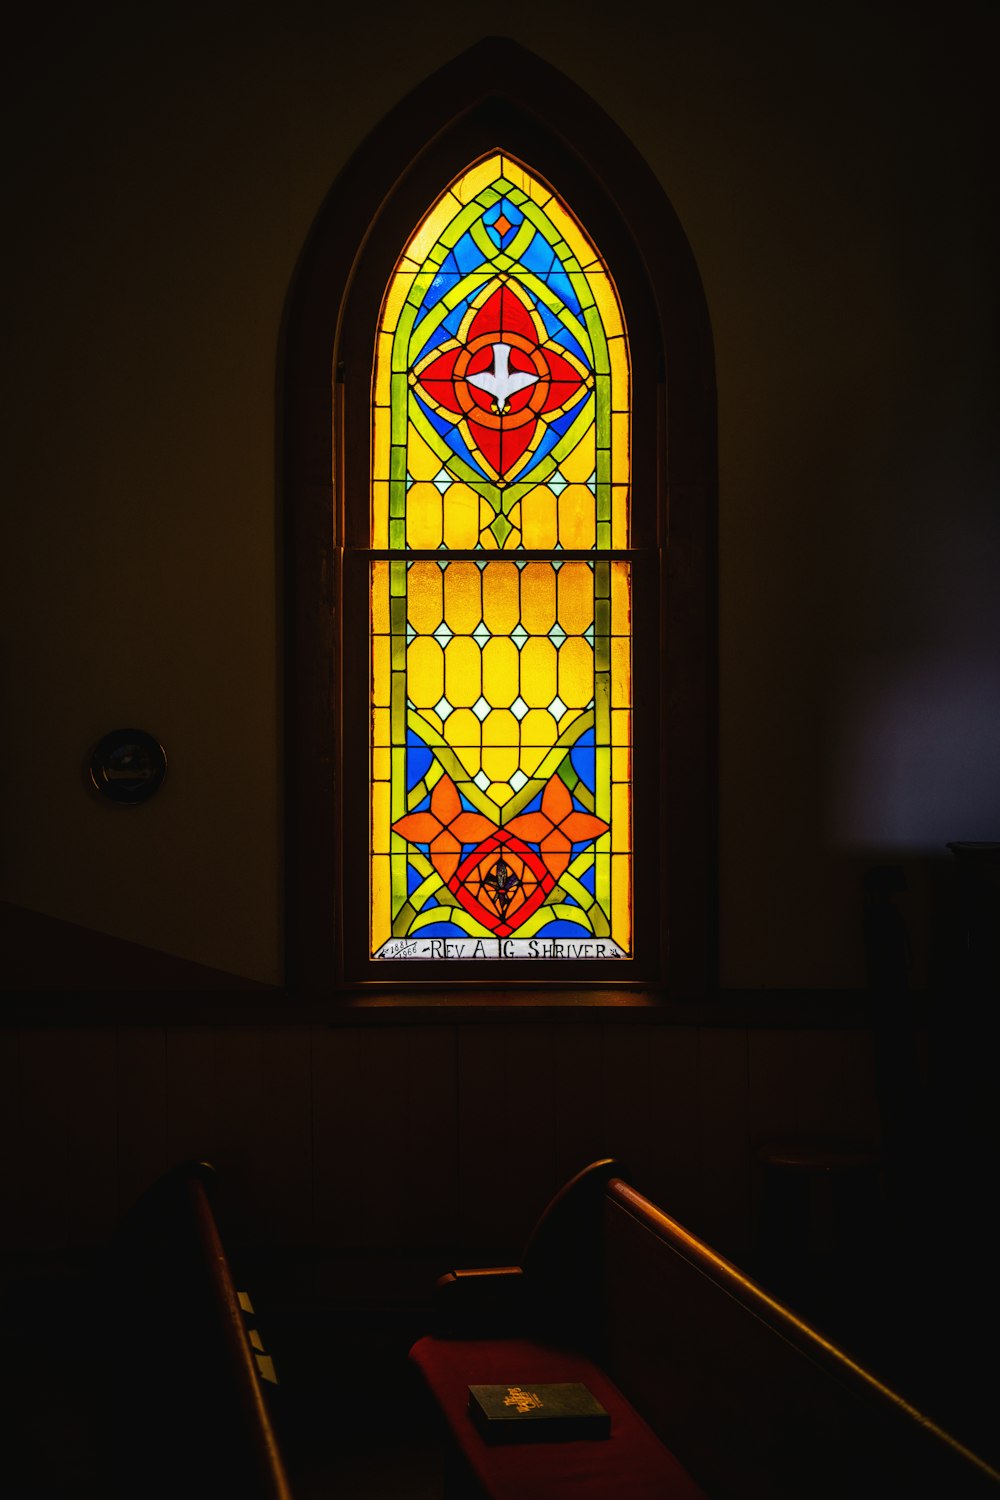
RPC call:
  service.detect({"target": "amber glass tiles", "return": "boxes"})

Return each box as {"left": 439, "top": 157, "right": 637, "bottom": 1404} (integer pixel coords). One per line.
{"left": 370, "top": 154, "right": 632, "bottom": 960}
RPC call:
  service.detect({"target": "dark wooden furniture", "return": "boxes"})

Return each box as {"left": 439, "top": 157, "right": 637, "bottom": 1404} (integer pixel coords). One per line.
{"left": 411, "top": 1160, "right": 1000, "bottom": 1499}
{"left": 110, "top": 1160, "right": 293, "bottom": 1499}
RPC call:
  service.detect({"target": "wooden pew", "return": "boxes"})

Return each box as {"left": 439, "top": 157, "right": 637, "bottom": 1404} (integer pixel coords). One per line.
{"left": 110, "top": 1160, "right": 294, "bottom": 1499}
{"left": 411, "top": 1160, "right": 1000, "bottom": 1500}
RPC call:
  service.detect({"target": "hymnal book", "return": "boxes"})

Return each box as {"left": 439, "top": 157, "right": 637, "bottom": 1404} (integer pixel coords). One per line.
{"left": 468, "top": 1382, "right": 611, "bottom": 1443}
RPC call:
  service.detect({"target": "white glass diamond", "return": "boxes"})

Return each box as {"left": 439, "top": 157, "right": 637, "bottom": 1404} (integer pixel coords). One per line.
{"left": 406, "top": 624, "right": 416, "bottom": 644}
{"left": 472, "top": 696, "right": 491, "bottom": 722}
{"left": 434, "top": 696, "right": 453, "bottom": 721}
{"left": 549, "top": 623, "right": 567, "bottom": 648}
{"left": 433, "top": 622, "right": 453, "bottom": 647}
{"left": 549, "top": 470, "right": 568, "bottom": 496}
{"left": 550, "top": 695, "right": 568, "bottom": 722}
{"left": 584, "top": 623, "right": 595, "bottom": 646}
{"left": 433, "top": 468, "right": 452, "bottom": 494}
{"left": 509, "top": 769, "right": 528, "bottom": 793}
{"left": 586, "top": 471, "right": 597, "bottom": 493}
{"left": 510, "top": 696, "right": 529, "bottom": 721}
{"left": 474, "top": 770, "right": 491, "bottom": 791}
{"left": 472, "top": 621, "right": 490, "bottom": 646}
{"left": 511, "top": 624, "right": 529, "bottom": 649}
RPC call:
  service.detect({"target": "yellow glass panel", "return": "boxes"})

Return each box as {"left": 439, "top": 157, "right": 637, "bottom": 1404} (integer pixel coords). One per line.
{"left": 406, "top": 482, "right": 443, "bottom": 548}
{"left": 520, "top": 708, "right": 558, "bottom": 748}
{"left": 373, "top": 408, "right": 390, "bottom": 483}
{"left": 481, "top": 562, "right": 520, "bottom": 634}
{"left": 453, "top": 155, "right": 504, "bottom": 204}
{"left": 372, "top": 857, "right": 390, "bottom": 950}
{"left": 372, "top": 747, "right": 391, "bottom": 781}
{"left": 481, "top": 638, "right": 519, "bottom": 707}
{"left": 444, "top": 635, "right": 481, "bottom": 706}
{"left": 559, "top": 487, "right": 596, "bottom": 548}
{"left": 488, "top": 782, "right": 515, "bottom": 807}
{"left": 612, "top": 415, "right": 629, "bottom": 483}
{"left": 611, "top": 487, "right": 629, "bottom": 549}
{"left": 372, "top": 783, "right": 391, "bottom": 853}
{"left": 612, "top": 746, "right": 631, "bottom": 781}
{"left": 406, "top": 562, "right": 443, "bottom": 633}
{"left": 611, "top": 709, "right": 630, "bottom": 747}
{"left": 560, "top": 432, "right": 596, "bottom": 482}
{"left": 371, "top": 563, "right": 389, "bottom": 634}
{"left": 443, "top": 484, "right": 481, "bottom": 547}
{"left": 611, "top": 853, "right": 631, "bottom": 953}
{"left": 608, "top": 338, "right": 630, "bottom": 400}
{"left": 520, "top": 485, "right": 557, "bottom": 549}
{"left": 519, "top": 638, "right": 556, "bottom": 707}
{"left": 497, "top": 155, "right": 545, "bottom": 202}
{"left": 408, "top": 424, "right": 443, "bottom": 480}
{"left": 519, "top": 562, "right": 556, "bottom": 634}
{"left": 557, "top": 563, "right": 595, "bottom": 634}
{"left": 443, "top": 561, "right": 482, "bottom": 635}
{"left": 482, "top": 710, "right": 519, "bottom": 781}
{"left": 406, "top": 637, "right": 444, "bottom": 708}
{"left": 542, "top": 193, "right": 599, "bottom": 282}
{"left": 372, "top": 707, "right": 391, "bottom": 746}
{"left": 611, "top": 637, "right": 631, "bottom": 706}
{"left": 592, "top": 276, "right": 628, "bottom": 366}
{"left": 443, "top": 707, "right": 480, "bottom": 775}
{"left": 372, "top": 637, "right": 390, "bottom": 706}
{"left": 381, "top": 269, "right": 411, "bottom": 336}
{"left": 404, "top": 192, "right": 462, "bottom": 262}
{"left": 557, "top": 638, "right": 593, "bottom": 708}
{"left": 611, "top": 562, "right": 631, "bottom": 633}
{"left": 612, "top": 784, "right": 631, "bottom": 847}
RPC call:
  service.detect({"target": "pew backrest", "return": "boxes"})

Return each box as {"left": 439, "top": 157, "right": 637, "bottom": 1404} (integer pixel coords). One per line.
{"left": 603, "top": 1177, "right": 999, "bottom": 1499}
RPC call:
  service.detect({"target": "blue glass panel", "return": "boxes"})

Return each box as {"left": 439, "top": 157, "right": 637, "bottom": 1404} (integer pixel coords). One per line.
{"left": 406, "top": 862, "right": 423, "bottom": 896}
{"left": 535, "top": 919, "right": 592, "bottom": 938}
{"left": 570, "top": 730, "right": 596, "bottom": 792}
{"left": 545, "top": 267, "right": 581, "bottom": 315}
{"left": 407, "top": 745, "right": 432, "bottom": 790}
{"left": 453, "top": 231, "right": 486, "bottom": 275}
{"left": 520, "top": 232, "right": 556, "bottom": 278}
{"left": 418, "top": 920, "right": 468, "bottom": 937}
{"left": 579, "top": 865, "right": 596, "bottom": 895}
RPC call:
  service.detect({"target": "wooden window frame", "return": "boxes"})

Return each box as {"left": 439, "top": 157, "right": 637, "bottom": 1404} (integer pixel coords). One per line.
{"left": 283, "top": 39, "right": 717, "bottom": 998}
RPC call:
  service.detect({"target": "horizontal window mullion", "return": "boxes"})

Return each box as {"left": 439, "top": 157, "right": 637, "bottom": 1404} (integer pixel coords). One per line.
{"left": 357, "top": 548, "right": 647, "bottom": 562}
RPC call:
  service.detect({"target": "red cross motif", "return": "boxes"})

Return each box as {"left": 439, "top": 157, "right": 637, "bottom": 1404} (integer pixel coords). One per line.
{"left": 411, "top": 281, "right": 590, "bottom": 480}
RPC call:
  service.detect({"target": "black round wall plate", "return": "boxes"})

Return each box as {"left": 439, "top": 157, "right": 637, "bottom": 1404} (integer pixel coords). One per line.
{"left": 89, "top": 728, "right": 167, "bottom": 804}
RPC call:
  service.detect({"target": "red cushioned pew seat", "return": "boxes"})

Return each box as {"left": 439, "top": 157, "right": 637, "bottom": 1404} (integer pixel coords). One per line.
{"left": 410, "top": 1334, "right": 710, "bottom": 1500}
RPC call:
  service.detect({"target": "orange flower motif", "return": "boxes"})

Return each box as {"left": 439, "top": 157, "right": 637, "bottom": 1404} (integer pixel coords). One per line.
{"left": 392, "top": 774, "right": 496, "bottom": 883}
{"left": 506, "top": 775, "right": 609, "bottom": 880}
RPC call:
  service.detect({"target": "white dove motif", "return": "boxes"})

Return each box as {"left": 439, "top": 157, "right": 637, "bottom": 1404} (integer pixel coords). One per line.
{"left": 466, "top": 342, "right": 539, "bottom": 414}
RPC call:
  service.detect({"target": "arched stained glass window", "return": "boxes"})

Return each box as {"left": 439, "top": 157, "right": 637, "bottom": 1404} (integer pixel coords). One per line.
{"left": 370, "top": 153, "right": 632, "bottom": 961}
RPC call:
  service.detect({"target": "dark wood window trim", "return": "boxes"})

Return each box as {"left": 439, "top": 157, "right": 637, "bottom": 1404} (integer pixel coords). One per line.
{"left": 283, "top": 38, "right": 717, "bottom": 1000}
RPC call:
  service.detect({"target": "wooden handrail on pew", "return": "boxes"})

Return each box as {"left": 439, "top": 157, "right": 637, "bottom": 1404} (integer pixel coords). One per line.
{"left": 415, "top": 1160, "right": 1000, "bottom": 1500}
{"left": 111, "top": 1160, "right": 294, "bottom": 1500}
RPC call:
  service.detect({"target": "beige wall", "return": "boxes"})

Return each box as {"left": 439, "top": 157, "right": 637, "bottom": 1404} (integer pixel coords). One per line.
{"left": 4, "top": 3, "right": 997, "bottom": 987}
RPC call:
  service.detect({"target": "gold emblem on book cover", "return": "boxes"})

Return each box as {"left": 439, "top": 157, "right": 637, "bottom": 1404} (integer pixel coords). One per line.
{"left": 504, "top": 1386, "right": 544, "bottom": 1413}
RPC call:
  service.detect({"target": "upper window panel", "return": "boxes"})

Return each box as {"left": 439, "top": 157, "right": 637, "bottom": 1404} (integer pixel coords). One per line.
{"left": 372, "top": 153, "right": 629, "bottom": 551}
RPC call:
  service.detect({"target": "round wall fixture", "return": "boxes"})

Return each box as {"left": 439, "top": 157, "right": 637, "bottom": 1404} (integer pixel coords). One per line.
{"left": 89, "top": 728, "right": 167, "bottom": 804}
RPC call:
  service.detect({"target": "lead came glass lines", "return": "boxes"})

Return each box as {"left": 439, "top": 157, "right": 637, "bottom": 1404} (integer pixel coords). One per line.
{"left": 370, "top": 153, "right": 632, "bottom": 961}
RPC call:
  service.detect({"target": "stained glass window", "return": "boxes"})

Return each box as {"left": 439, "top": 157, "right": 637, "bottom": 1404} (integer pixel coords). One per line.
{"left": 370, "top": 153, "right": 632, "bottom": 961}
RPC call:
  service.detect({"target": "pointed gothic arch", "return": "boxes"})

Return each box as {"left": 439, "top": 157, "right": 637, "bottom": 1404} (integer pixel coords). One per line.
{"left": 283, "top": 39, "right": 716, "bottom": 995}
